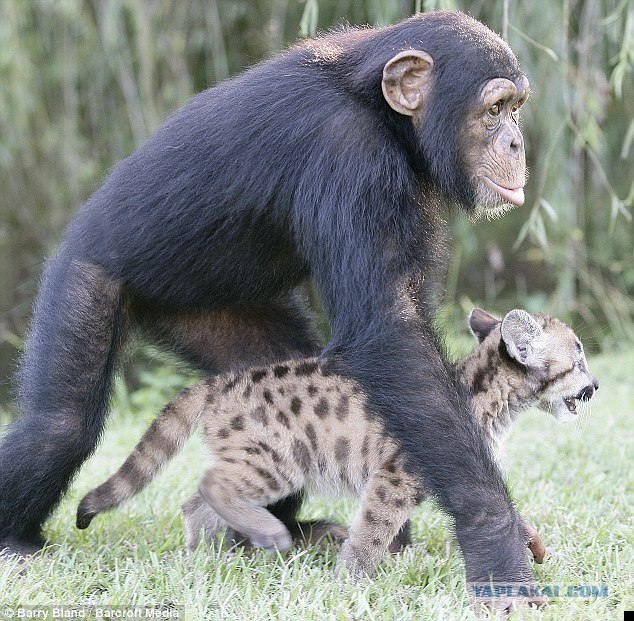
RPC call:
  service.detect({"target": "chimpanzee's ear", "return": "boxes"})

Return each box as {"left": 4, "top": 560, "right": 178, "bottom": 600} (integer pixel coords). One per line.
{"left": 468, "top": 308, "right": 501, "bottom": 343}
{"left": 500, "top": 309, "right": 545, "bottom": 367}
{"left": 382, "top": 50, "right": 434, "bottom": 117}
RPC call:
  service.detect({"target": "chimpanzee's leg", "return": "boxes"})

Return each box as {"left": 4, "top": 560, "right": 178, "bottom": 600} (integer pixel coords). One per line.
{"left": 0, "top": 255, "right": 126, "bottom": 554}
{"left": 0, "top": 283, "right": 334, "bottom": 556}
{"left": 133, "top": 292, "right": 321, "bottom": 372}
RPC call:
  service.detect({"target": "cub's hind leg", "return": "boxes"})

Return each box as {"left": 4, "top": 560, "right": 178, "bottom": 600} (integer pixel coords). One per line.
{"left": 336, "top": 460, "right": 421, "bottom": 578}
{"left": 181, "top": 493, "right": 227, "bottom": 553}
{"left": 181, "top": 492, "right": 256, "bottom": 554}
{"left": 198, "top": 470, "right": 292, "bottom": 552}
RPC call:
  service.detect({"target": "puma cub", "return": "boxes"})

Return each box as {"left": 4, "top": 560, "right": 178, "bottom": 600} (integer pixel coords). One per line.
{"left": 77, "top": 309, "right": 597, "bottom": 577}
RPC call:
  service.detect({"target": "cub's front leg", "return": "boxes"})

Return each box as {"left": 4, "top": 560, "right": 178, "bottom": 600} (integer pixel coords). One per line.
{"left": 335, "top": 459, "right": 422, "bottom": 578}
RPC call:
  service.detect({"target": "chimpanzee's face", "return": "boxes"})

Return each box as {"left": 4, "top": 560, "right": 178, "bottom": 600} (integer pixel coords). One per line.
{"left": 464, "top": 76, "right": 529, "bottom": 220}
{"left": 381, "top": 50, "right": 529, "bottom": 219}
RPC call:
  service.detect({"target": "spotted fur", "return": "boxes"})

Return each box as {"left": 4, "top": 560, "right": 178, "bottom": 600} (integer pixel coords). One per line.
{"left": 77, "top": 308, "right": 597, "bottom": 577}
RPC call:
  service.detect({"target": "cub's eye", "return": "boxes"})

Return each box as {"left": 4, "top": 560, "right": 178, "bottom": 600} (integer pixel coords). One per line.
{"left": 488, "top": 102, "right": 502, "bottom": 117}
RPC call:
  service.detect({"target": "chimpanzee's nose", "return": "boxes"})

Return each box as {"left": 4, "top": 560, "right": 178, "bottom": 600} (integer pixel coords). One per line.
{"left": 510, "top": 134, "right": 522, "bottom": 154}
{"left": 577, "top": 385, "right": 595, "bottom": 402}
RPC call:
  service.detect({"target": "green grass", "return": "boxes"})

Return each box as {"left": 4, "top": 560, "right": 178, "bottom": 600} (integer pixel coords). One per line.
{"left": 1, "top": 350, "right": 632, "bottom": 620}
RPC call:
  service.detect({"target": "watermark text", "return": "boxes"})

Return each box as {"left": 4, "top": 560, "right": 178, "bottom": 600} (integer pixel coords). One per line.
{"left": 470, "top": 582, "right": 608, "bottom": 600}
{"left": 1, "top": 606, "right": 182, "bottom": 620}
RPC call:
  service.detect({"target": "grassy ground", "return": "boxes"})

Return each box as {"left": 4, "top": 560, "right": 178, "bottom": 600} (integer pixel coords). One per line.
{"left": 0, "top": 349, "right": 632, "bottom": 620}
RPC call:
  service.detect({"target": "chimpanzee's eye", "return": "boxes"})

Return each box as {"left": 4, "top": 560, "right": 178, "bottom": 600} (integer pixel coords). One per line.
{"left": 488, "top": 101, "right": 502, "bottom": 117}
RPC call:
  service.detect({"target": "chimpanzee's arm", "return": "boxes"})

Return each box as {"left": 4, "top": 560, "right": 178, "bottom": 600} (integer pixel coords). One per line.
{"left": 295, "top": 175, "right": 533, "bottom": 584}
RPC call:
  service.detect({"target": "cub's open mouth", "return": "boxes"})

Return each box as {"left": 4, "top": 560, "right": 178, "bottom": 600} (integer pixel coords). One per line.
{"left": 483, "top": 177, "right": 525, "bottom": 206}
{"left": 563, "top": 397, "right": 577, "bottom": 413}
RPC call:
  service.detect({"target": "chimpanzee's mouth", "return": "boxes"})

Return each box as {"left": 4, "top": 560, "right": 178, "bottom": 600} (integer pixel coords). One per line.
{"left": 483, "top": 177, "right": 525, "bottom": 206}
{"left": 563, "top": 397, "right": 577, "bottom": 414}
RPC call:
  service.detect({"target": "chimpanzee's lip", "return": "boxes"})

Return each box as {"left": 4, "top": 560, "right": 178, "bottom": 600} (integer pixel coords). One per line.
{"left": 483, "top": 177, "right": 525, "bottom": 206}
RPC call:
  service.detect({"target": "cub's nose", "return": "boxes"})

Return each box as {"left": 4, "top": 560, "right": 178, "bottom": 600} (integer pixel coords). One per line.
{"left": 577, "top": 385, "right": 596, "bottom": 402}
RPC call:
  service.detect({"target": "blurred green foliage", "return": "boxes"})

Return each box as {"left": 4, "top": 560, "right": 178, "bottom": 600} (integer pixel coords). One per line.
{"left": 0, "top": 0, "right": 632, "bottom": 407}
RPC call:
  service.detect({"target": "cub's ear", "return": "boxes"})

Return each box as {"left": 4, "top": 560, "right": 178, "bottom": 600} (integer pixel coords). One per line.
{"left": 468, "top": 308, "right": 501, "bottom": 343}
{"left": 382, "top": 50, "right": 434, "bottom": 117}
{"left": 501, "top": 309, "right": 545, "bottom": 366}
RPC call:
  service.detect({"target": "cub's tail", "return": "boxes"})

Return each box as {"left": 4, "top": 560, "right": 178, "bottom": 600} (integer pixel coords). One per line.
{"left": 76, "top": 379, "right": 215, "bottom": 529}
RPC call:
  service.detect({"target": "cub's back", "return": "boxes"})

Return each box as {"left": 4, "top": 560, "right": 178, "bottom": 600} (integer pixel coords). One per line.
{"left": 206, "top": 359, "right": 395, "bottom": 496}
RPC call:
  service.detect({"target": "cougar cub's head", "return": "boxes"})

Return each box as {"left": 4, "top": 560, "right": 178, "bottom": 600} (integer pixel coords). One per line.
{"left": 469, "top": 308, "right": 599, "bottom": 423}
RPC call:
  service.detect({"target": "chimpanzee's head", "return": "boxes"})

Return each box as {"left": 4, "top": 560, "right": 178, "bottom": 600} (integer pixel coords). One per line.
{"left": 380, "top": 11, "right": 529, "bottom": 219}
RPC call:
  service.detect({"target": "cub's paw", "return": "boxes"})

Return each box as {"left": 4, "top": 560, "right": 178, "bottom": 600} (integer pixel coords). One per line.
{"left": 249, "top": 527, "right": 292, "bottom": 553}
{"left": 334, "top": 540, "right": 376, "bottom": 580}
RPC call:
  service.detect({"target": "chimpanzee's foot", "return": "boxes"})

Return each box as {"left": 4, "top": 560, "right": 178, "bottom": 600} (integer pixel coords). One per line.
{"left": 289, "top": 520, "right": 349, "bottom": 548}
{"left": 0, "top": 535, "right": 44, "bottom": 561}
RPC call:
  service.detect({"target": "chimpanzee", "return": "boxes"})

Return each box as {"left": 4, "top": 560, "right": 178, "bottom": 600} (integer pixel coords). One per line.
{"left": 2, "top": 10, "right": 533, "bottom": 591}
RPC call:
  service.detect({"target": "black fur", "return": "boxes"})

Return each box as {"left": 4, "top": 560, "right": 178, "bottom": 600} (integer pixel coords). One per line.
{"left": 2, "top": 11, "right": 532, "bottom": 583}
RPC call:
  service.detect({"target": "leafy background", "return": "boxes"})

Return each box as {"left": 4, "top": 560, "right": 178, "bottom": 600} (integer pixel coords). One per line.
{"left": 0, "top": 0, "right": 632, "bottom": 409}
